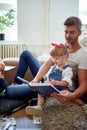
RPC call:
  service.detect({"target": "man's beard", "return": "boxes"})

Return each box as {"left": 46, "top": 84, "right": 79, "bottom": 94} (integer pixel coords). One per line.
{"left": 65, "top": 38, "right": 78, "bottom": 48}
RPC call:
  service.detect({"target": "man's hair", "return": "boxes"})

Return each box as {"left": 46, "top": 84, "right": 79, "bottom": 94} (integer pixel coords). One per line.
{"left": 64, "top": 16, "right": 82, "bottom": 31}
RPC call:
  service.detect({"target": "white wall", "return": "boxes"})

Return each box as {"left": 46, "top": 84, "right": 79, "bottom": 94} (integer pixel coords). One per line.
{"left": 17, "top": 0, "right": 79, "bottom": 53}
{"left": 50, "top": 0, "right": 79, "bottom": 43}
{"left": 17, "top": 0, "right": 49, "bottom": 46}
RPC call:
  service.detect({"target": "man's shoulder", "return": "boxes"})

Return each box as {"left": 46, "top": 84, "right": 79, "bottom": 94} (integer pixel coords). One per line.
{"left": 78, "top": 47, "right": 87, "bottom": 56}
{"left": 82, "top": 47, "right": 87, "bottom": 55}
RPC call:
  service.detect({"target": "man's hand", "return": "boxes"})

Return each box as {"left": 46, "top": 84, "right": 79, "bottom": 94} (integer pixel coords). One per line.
{"left": 51, "top": 90, "right": 74, "bottom": 103}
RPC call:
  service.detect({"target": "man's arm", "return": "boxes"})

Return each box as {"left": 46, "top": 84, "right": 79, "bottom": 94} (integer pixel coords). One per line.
{"left": 51, "top": 69, "right": 87, "bottom": 103}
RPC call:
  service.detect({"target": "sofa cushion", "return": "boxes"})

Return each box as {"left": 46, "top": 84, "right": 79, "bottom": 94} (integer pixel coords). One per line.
{"left": 3, "top": 58, "right": 19, "bottom": 66}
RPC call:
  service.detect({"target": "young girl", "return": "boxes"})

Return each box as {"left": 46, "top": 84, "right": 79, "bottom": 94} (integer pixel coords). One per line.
{"left": 25, "top": 43, "right": 74, "bottom": 122}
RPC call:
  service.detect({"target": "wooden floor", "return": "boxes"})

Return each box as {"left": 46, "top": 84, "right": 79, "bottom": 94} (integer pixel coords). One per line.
{"left": 8, "top": 107, "right": 41, "bottom": 129}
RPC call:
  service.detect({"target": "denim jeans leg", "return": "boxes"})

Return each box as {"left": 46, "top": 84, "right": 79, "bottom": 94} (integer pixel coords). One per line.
{"left": 14, "top": 50, "right": 41, "bottom": 83}
{"left": 5, "top": 84, "right": 37, "bottom": 99}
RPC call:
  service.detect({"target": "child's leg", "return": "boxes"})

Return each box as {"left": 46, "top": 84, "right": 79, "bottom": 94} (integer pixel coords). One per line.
{"left": 37, "top": 93, "right": 45, "bottom": 106}
{"left": 25, "top": 94, "right": 44, "bottom": 116}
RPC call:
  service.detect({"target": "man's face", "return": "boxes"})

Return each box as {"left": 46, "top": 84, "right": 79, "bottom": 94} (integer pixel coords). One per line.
{"left": 64, "top": 25, "right": 81, "bottom": 45}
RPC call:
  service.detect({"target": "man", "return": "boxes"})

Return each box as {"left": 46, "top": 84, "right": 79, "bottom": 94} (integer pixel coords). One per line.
{"left": 6, "top": 17, "right": 87, "bottom": 113}
{"left": 33, "top": 16, "right": 87, "bottom": 108}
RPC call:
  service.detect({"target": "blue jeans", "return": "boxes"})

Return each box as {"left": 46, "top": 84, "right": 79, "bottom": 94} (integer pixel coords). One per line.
{"left": 5, "top": 84, "right": 37, "bottom": 99}
{"left": 14, "top": 50, "right": 41, "bottom": 84}
{"left": 5, "top": 50, "right": 41, "bottom": 99}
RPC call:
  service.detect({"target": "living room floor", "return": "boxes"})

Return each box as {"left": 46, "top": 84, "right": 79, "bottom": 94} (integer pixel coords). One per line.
{"left": 8, "top": 107, "right": 41, "bottom": 129}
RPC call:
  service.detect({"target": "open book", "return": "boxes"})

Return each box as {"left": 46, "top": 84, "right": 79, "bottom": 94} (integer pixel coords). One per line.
{"left": 17, "top": 76, "right": 60, "bottom": 97}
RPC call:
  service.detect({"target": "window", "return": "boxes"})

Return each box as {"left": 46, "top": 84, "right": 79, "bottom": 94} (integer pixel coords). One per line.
{"left": 0, "top": 0, "right": 17, "bottom": 41}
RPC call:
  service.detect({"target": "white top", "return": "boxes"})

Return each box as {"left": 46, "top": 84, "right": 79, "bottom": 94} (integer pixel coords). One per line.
{"left": 62, "top": 67, "right": 73, "bottom": 88}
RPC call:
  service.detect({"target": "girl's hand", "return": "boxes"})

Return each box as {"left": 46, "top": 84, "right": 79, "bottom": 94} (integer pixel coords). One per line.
{"left": 49, "top": 79, "right": 56, "bottom": 85}
{"left": 31, "top": 78, "right": 39, "bottom": 83}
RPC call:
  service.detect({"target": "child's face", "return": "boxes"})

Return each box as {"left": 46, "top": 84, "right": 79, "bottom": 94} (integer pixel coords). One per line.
{"left": 51, "top": 56, "right": 64, "bottom": 66}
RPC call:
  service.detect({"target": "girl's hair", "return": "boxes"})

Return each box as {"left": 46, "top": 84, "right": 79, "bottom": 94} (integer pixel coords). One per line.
{"left": 50, "top": 44, "right": 68, "bottom": 59}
